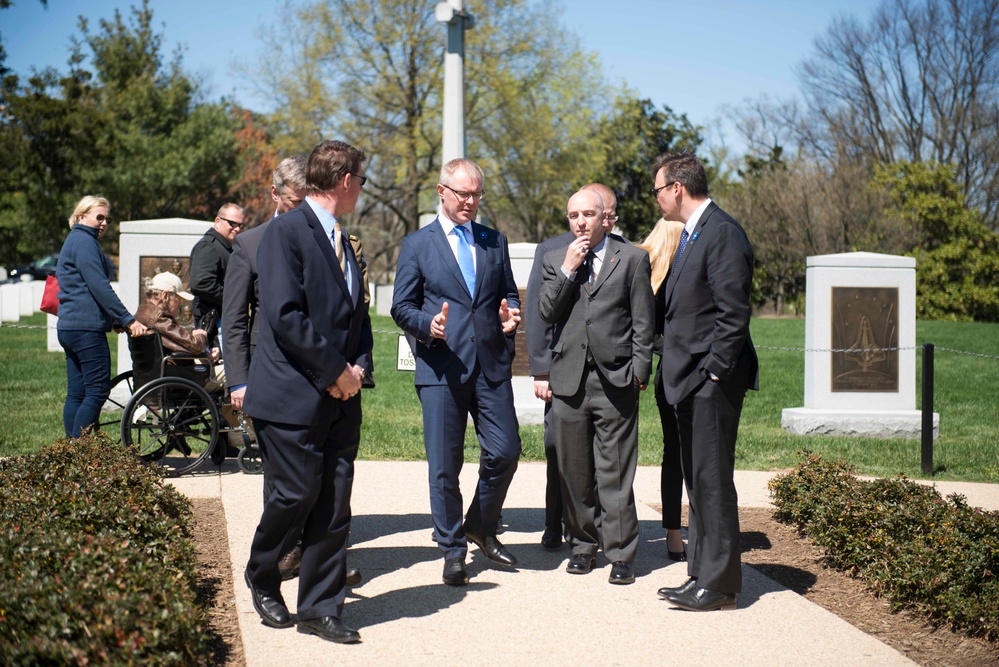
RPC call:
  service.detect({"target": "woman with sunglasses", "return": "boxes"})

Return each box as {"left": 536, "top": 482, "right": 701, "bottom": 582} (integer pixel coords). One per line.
{"left": 56, "top": 195, "right": 147, "bottom": 438}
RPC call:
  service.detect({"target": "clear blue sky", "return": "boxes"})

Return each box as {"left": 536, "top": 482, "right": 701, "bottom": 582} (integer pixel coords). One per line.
{"left": 3, "top": 0, "right": 879, "bottom": 152}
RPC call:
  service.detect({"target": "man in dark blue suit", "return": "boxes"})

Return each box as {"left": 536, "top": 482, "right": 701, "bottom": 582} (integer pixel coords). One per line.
{"left": 391, "top": 158, "right": 522, "bottom": 586}
{"left": 242, "top": 140, "right": 372, "bottom": 643}
{"left": 651, "top": 152, "right": 758, "bottom": 612}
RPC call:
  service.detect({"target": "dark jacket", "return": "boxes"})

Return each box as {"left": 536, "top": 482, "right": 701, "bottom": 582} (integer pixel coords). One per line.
{"left": 189, "top": 227, "right": 232, "bottom": 320}
{"left": 56, "top": 224, "right": 133, "bottom": 332}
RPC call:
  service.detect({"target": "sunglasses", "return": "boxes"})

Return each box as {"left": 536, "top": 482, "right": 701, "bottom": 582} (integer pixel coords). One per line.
{"left": 220, "top": 217, "right": 247, "bottom": 229}
{"left": 95, "top": 214, "right": 112, "bottom": 223}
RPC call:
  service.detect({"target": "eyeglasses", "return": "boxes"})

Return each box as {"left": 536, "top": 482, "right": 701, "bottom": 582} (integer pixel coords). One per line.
{"left": 441, "top": 184, "right": 484, "bottom": 201}
{"left": 95, "top": 214, "right": 112, "bottom": 223}
{"left": 604, "top": 214, "right": 619, "bottom": 223}
{"left": 350, "top": 173, "right": 367, "bottom": 187}
{"left": 651, "top": 182, "right": 677, "bottom": 198}
{"left": 220, "top": 217, "right": 247, "bottom": 229}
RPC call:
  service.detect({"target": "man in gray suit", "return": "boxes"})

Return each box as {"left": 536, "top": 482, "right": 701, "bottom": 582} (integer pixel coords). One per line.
{"left": 538, "top": 188, "right": 654, "bottom": 585}
{"left": 651, "top": 151, "right": 757, "bottom": 612}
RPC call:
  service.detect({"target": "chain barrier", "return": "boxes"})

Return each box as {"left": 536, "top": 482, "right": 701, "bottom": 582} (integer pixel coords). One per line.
{"left": 6, "top": 322, "right": 999, "bottom": 360}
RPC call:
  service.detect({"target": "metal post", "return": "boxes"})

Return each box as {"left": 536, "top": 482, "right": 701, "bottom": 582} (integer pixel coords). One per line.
{"left": 436, "top": 0, "right": 471, "bottom": 164}
{"left": 921, "top": 343, "right": 934, "bottom": 476}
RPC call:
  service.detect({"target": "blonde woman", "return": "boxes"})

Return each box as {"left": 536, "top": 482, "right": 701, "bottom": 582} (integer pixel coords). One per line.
{"left": 638, "top": 217, "right": 687, "bottom": 561}
{"left": 56, "top": 196, "right": 146, "bottom": 437}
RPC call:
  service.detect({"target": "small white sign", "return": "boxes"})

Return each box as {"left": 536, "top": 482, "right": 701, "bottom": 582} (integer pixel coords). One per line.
{"left": 396, "top": 334, "right": 416, "bottom": 372}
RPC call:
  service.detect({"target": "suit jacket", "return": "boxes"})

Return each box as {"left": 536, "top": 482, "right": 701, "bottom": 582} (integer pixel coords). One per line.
{"left": 243, "top": 205, "right": 373, "bottom": 426}
{"left": 391, "top": 218, "right": 519, "bottom": 387}
{"left": 659, "top": 201, "right": 758, "bottom": 405}
{"left": 538, "top": 235, "right": 654, "bottom": 396}
{"left": 222, "top": 220, "right": 269, "bottom": 388}
{"left": 525, "top": 231, "right": 574, "bottom": 378}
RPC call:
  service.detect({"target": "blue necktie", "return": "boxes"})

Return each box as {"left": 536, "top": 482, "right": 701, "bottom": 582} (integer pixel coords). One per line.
{"left": 674, "top": 229, "right": 690, "bottom": 269}
{"left": 455, "top": 225, "right": 476, "bottom": 295}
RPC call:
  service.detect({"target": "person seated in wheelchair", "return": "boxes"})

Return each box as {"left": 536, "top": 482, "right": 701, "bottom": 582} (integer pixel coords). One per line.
{"left": 133, "top": 272, "right": 219, "bottom": 389}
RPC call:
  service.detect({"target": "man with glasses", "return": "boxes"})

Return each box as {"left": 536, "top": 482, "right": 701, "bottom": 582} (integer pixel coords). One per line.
{"left": 650, "top": 151, "right": 757, "bottom": 612}
{"left": 391, "top": 158, "right": 523, "bottom": 586}
{"left": 190, "top": 202, "right": 246, "bottom": 346}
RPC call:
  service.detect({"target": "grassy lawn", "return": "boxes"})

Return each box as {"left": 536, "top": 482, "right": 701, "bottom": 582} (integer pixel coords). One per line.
{"left": 2, "top": 312, "right": 997, "bottom": 482}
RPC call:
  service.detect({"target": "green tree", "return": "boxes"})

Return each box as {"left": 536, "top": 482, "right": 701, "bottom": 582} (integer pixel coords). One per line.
{"left": 875, "top": 160, "right": 999, "bottom": 321}
{"left": 589, "top": 96, "right": 703, "bottom": 241}
{"left": 245, "top": 0, "right": 610, "bottom": 279}
{"left": 0, "top": 1, "right": 247, "bottom": 264}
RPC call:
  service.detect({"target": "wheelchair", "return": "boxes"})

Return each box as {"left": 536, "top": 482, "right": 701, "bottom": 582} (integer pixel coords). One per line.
{"left": 104, "top": 329, "right": 263, "bottom": 477}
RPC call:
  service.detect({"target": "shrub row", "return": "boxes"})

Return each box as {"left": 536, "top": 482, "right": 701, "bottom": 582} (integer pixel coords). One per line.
{"left": 769, "top": 452, "right": 999, "bottom": 642}
{"left": 0, "top": 432, "right": 209, "bottom": 665}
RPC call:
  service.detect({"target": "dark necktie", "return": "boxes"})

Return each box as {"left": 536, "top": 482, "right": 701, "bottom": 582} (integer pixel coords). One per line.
{"left": 674, "top": 229, "right": 690, "bottom": 269}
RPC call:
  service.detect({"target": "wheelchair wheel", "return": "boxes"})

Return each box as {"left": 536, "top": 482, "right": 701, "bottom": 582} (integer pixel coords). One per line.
{"left": 237, "top": 442, "right": 264, "bottom": 475}
{"left": 121, "top": 376, "right": 220, "bottom": 477}
{"left": 98, "top": 371, "right": 135, "bottom": 443}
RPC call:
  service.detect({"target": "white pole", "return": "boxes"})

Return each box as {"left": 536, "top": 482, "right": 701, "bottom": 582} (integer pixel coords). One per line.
{"left": 437, "top": 0, "right": 469, "bottom": 164}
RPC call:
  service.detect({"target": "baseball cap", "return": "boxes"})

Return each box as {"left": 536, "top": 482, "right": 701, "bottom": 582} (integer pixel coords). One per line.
{"left": 149, "top": 272, "right": 195, "bottom": 300}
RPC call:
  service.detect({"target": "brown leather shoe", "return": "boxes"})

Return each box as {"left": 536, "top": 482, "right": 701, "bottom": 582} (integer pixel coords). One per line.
{"left": 278, "top": 546, "right": 302, "bottom": 581}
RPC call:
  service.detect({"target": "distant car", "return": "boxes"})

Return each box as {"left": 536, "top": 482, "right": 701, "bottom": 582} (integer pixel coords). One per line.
{"left": 7, "top": 253, "right": 60, "bottom": 282}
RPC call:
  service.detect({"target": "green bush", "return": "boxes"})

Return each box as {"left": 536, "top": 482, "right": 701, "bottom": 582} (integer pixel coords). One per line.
{"left": 770, "top": 452, "right": 999, "bottom": 642}
{"left": 0, "top": 432, "right": 209, "bottom": 665}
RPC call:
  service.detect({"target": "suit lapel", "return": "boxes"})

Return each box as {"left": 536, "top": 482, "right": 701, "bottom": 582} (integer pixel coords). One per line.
{"left": 663, "top": 202, "right": 718, "bottom": 306}
{"left": 590, "top": 236, "right": 622, "bottom": 293}
{"left": 429, "top": 218, "right": 474, "bottom": 300}
{"left": 305, "top": 206, "right": 353, "bottom": 308}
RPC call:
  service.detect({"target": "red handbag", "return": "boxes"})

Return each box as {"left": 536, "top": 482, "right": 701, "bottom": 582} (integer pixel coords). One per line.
{"left": 40, "top": 275, "right": 60, "bottom": 315}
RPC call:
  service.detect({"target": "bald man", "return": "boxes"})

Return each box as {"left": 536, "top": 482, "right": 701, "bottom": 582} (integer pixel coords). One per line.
{"left": 538, "top": 188, "right": 654, "bottom": 585}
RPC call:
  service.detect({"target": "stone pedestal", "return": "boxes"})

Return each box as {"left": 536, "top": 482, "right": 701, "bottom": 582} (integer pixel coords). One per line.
{"left": 781, "top": 251, "right": 938, "bottom": 439}
{"left": 116, "top": 218, "right": 211, "bottom": 376}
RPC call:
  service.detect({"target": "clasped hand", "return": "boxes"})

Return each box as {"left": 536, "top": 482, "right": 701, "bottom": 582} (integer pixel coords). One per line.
{"left": 327, "top": 364, "right": 364, "bottom": 401}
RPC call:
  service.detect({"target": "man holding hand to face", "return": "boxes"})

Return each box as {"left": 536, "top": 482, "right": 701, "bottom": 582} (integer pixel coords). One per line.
{"left": 391, "top": 158, "right": 522, "bottom": 587}
{"left": 538, "top": 188, "right": 654, "bottom": 585}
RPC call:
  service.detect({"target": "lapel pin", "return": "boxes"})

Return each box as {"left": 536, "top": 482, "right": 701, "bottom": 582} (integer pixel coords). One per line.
{"left": 692, "top": 231, "right": 700, "bottom": 241}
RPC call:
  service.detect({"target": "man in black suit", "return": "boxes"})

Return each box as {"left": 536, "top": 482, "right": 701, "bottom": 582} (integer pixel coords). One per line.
{"left": 391, "top": 158, "right": 522, "bottom": 586}
{"left": 242, "top": 140, "right": 372, "bottom": 643}
{"left": 651, "top": 152, "right": 758, "bottom": 612}
{"left": 538, "top": 188, "right": 654, "bottom": 585}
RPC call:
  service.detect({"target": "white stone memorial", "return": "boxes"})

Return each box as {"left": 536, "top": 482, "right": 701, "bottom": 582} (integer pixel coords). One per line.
{"left": 1, "top": 283, "right": 21, "bottom": 322}
{"left": 781, "top": 251, "right": 939, "bottom": 439}
{"left": 116, "top": 218, "right": 211, "bottom": 376}
{"left": 509, "top": 242, "right": 542, "bottom": 425}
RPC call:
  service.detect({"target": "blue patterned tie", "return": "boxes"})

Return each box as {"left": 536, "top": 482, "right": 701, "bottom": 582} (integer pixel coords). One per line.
{"left": 674, "top": 229, "right": 690, "bottom": 269}
{"left": 455, "top": 225, "right": 476, "bottom": 295}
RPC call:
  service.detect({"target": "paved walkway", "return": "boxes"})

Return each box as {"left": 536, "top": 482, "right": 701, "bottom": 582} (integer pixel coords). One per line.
{"left": 169, "top": 462, "right": 999, "bottom": 667}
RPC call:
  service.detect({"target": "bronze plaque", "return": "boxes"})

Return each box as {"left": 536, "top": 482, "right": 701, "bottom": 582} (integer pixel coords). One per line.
{"left": 512, "top": 287, "right": 531, "bottom": 376}
{"left": 139, "top": 256, "right": 195, "bottom": 328}
{"left": 831, "top": 287, "right": 898, "bottom": 392}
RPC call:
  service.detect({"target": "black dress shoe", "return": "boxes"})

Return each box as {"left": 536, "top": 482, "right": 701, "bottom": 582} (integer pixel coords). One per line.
{"left": 442, "top": 557, "right": 468, "bottom": 585}
{"left": 657, "top": 577, "right": 698, "bottom": 600}
{"left": 297, "top": 616, "right": 360, "bottom": 643}
{"left": 566, "top": 553, "right": 596, "bottom": 574}
{"left": 666, "top": 587, "right": 738, "bottom": 611}
{"left": 464, "top": 525, "right": 518, "bottom": 566}
{"left": 244, "top": 570, "right": 293, "bottom": 628}
{"left": 540, "top": 530, "right": 562, "bottom": 550}
{"left": 608, "top": 561, "right": 635, "bottom": 585}
{"left": 346, "top": 569, "right": 362, "bottom": 587}
{"left": 668, "top": 548, "right": 687, "bottom": 562}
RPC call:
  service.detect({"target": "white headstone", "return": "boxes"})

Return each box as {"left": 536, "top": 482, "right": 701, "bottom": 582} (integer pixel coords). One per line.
{"left": 782, "top": 251, "right": 939, "bottom": 439}
{"left": 1, "top": 283, "right": 20, "bottom": 322}
{"left": 18, "top": 281, "right": 34, "bottom": 316}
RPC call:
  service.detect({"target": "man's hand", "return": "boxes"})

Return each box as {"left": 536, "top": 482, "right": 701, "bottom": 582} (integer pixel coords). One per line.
{"left": 533, "top": 378, "right": 553, "bottom": 403}
{"left": 430, "top": 301, "right": 449, "bottom": 340}
{"left": 499, "top": 298, "right": 521, "bottom": 333}
{"left": 230, "top": 386, "right": 246, "bottom": 411}
{"left": 126, "top": 320, "right": 147, "bottom": 337}
{"left": 328, "top": 365, "right": 362, "bottom": 400}
{"left": 562, "top": 236, "right": 590, "bottom": 272}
